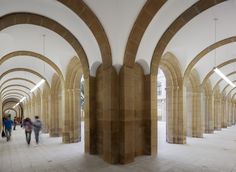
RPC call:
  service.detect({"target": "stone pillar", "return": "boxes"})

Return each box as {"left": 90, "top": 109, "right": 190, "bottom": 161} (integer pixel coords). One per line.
{"left": 166, "top": 86, "right": 174, "bottom": 143}
{"left": 205, "top": 94, "right": 214, "bottom": 133}
{"left": 102, "top": 67, "right": 119, "bottom": 163}
{"left": 50, "top": 90, "right": 60, "bottom": 137}
{"left": 30, "top": 97, "right": 33, "bottom": 118}
{"left": 214, "top": 95, "right": 221, "bottom": 130}
{"left": 230, "top": 99, "right": 234, "bottom": 126}
{"left": 84, "top": 75, "right": 96, "bottom": 154}
{"left": 231, "top": 99, "right": 233, "bottom": 126}
{"left": 222, "top": 98, "right": 227, "bottom": 128}
{"left": 192, "top": 89, "right": 203, "bottom": 137}
{"left": 36, "top": 92, "right": 42, "bottom": 120}
{"left": 205, "top": 94, "right": 209, "bottom": 133}
{"left": 177, "top": 86, "right": 186, "bottom": 143}
{"left": 23, "top": 101, "right": 27, "bottom": 118}
{"left": 41, "top": 91, "right": 50, "bottom": 133}
{"left": 73, "top": 89, "right": 81, "bottom": 142}
{"left": 120, "top": 66, "right": 135, "bottom": 164}
{"left": 27, "top": 99, "right": 31, "bottom": 117}
{"left": 34, "top": 95, "right": 37, "bottom": 118}
{"left": 63, "top": 89, "right": 73, "bottom": 143}
{"left": 165, "top": 86, "right": 185, "bottom": 143}
{"left": 120, "top": 65, "right": 156, "bottom": 163}
{"left": 63, "top": 88, "right": 81, "bottom": 143}
{"left": 143, "top": 74, "right": 157, "bottom": 155}
{"left": 227, "top": 99, "right": 231, "bottom": 127}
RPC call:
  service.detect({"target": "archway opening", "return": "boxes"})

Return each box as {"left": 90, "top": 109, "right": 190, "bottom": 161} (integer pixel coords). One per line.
{"left": 157, "top": 68, "right": 167, "bottom": 147}
{"left": 4, "top": 109, "right": 16, "bottom": 119}
{"left": 79, "top": 74, "right": 85, "bottom": 152}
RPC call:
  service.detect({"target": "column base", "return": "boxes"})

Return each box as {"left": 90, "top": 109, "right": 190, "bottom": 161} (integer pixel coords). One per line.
{"left": 50, "top": 133, "right": 60, "bottom": 137}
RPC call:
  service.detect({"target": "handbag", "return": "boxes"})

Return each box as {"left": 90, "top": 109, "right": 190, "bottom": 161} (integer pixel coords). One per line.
{"left": 1, "top": 130, "right": 5, "bottom": 137}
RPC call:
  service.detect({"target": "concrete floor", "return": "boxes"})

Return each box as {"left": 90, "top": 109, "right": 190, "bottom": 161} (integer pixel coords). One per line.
{"left": 1, "top": 122, "right": 236, "bottom": 172}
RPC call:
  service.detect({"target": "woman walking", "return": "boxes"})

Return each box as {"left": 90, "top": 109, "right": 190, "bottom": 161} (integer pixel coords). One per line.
{"left": 23, "top": 118, "right": 33, "bottom": 145}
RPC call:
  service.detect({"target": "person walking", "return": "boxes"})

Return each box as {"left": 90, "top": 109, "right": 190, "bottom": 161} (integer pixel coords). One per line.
{"left": 23, "top": 117, "right": 33, "bottom": 145}
{"left": 3, "top": 115, "right": 13, "bottom": 141}
{"left": 33, "top": 116, "right": 42, "bottom": 144}
{"left": 13, "top": 117, "right": 17, "bottom": 130}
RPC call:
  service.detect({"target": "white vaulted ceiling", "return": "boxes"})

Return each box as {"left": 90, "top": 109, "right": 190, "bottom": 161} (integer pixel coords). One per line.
{"left": 1, "top": 0, "right": 236, "bottom": 102}
{"left": 84, "top": 0, "right": 146, "bottom": 70}
{"left": 164, "top": 0, "right": 236, "bottom": 90}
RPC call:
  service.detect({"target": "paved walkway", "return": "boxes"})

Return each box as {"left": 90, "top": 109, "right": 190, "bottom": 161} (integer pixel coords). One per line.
{"left": 1, "top": 122, "right": 236, "bottom": 172}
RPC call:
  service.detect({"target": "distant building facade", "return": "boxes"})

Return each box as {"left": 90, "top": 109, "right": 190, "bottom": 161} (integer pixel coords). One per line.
{"left": 157, "top": 69, "right": 166, "bottom": 121}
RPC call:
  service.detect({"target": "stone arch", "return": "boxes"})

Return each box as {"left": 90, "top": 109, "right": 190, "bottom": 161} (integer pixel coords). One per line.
{"left": 124, "top": 0, "right": 166, "bottom": 67}
{"left": 143, "top": 1, "right": 226, "bottom": 157}
{"left": 0, "top": 54, "right": 58, "bottom": 122}
{"left": 1, "top": 84, "right": 31, "bottom": 94}
{"left": 3, "top": 95, "right": 21, "bottom": 101}
{"left": 123, "top": 1, "right": 226, "bottom": 69}
{"left": 0, "top": 13, "right": 89, "bottom": 75}
{"left": 149, "top": 0, "right": 226, "bottom": 74}
{"left": 159, "top": 52, "right": 185, "bottom": 144}
{"left": 224, "top": 83, "right": 236, "bottom": 126}
{"left": 3, "top": 99, "right": 23, "bottom": 119}
{"left": 0, "top": 69, "right": 49, "bottom": 118}
{"left": 232, "top": 92, "right": 236, "bottom": 100}
{"left": 184, "top": 36, "right": 236, "bottom": 81}
{"left": 3, "top": 107, "right": 18, "bottom": 118}
{"left": 0, "top": 13, "right": 94, "bottom": 150}
{"left": 50, "top": 73, "right": 64, "bottom": 137}
{"left": 0, "top": 68, "right": 50, "bottom": 87}
{"left": 3, "top": 92, "right": 23, "bottom": 100}
{"left": 65, "top": 57, "right": 82, "bottom": 88}
{"left": 185, "top": 69, "right": 203, "bottom": 138}
{"left": 2, "top": 91, "right": 25, "bottom": 97}
{"left": 203, "top": 80, "right": 214, "bottom": 133}
{"left": 213, "top": 71, "right": 236, "bottom": 91}
{"left": 222, "top": 82, "right": 236, "bottom": 96}
{"left": 202, "top": 59, "right": 236, "bottom": 86}
{"left": 0, "top": 51, "right": 64, "bottom": 81}
{"left": 2, "top": 89, "right": 31, "bottom": 99}
{"left": 64, "top": 56, "right": 83, "bottom": 144}
{"left": 3, "top": 93, "right": 21, "bottom": 99}
{"left": 58, "top": 0, "right": 112, "bottom": 68}
{"left": 0, "top": 77, "right": 35, "bottom": 90}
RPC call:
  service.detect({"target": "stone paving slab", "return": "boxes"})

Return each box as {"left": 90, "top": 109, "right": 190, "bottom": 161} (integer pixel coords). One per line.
{"left": 1, "top": 123, "right": 236, "bottom": 172}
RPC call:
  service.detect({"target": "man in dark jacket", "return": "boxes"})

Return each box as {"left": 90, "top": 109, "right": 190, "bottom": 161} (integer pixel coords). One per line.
{"left": 3, "top": 115, "right": 13, "bottom": 141}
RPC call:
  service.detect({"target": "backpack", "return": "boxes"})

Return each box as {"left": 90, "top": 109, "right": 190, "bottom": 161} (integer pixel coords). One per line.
{"left": 34, "top": 120, "right": 42, "bottom": 130}
{"left": 24, "top": 121, "right": 32, "bottom": 131}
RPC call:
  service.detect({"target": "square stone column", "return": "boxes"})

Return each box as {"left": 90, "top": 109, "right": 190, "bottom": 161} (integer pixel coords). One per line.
{"left": 84, "top": 76, "right": 97, "bottom": 154}
{"left": 214, "top": 95, "right": 221, "bottom": 130}
{"left": 119, "top": 66, "right": 135, "bottom": 163}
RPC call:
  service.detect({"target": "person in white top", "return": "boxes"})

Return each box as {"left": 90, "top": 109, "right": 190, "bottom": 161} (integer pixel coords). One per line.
{"left": 33, "top": 116, "right": 42, "bottom": 144}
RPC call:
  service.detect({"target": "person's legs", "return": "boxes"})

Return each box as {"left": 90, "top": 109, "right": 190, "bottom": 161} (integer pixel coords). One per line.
{"left": 5, "top": 129, "right": 10, "bottom": 141}
{"left": 34, "top": 130, "right": 39, "bottom": 144}
{"left": 25, "top": 131, "right": 29, "bottom": 144}
{"left": 28, "top": 131, "right": 32, "bottom": 144}
{"left": 9, "top": 128, "right": 12, "bottom": 137}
